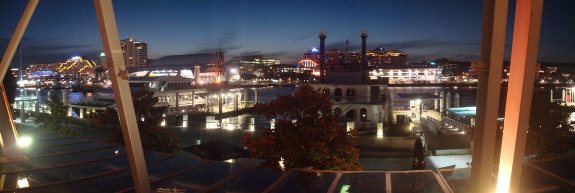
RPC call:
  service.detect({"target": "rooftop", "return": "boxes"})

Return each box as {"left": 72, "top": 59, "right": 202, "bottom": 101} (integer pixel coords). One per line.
{"left": 3, "top": 124, "right": 575, "bottom": 193}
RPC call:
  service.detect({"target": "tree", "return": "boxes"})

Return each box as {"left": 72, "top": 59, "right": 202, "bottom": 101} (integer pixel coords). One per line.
{"left": 2, "top": 71, "right": 17, "bottom": 105}
{"left": 96, "top": 88, "right": 179, "bottom": 153}
{"left": 526, "top": 92, "right": 575, "bottom": 159}
{"left": 35, "top": 95, "right": 76, "bottom": 135}
{"left": 493, "top": 90, "right": 575, "bottom": 161}
{"left": 242, "top": 85, "right": 361, "bottom": 171}
{"left": 412, "top": 137, "right": 426, "bottom": 170}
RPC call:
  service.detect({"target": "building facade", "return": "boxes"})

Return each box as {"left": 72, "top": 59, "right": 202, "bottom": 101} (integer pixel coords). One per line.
{"left": 121, "top": 38, "right": 148, "bottom": 67}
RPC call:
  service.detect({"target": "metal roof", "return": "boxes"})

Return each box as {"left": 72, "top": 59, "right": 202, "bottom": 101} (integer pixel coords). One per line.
{"left": 3, "top": 124, "right": 574, "bottom": 192}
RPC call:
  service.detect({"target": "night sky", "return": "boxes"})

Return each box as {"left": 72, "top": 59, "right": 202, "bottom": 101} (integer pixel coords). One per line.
{"left": 1, "top": 0, "right": 575, "bottom": 66}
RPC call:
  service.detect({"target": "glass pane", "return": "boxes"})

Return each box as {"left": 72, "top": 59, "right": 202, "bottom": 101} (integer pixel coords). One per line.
{"left": 271, "top": 170, "right": 336, "bottom": 193}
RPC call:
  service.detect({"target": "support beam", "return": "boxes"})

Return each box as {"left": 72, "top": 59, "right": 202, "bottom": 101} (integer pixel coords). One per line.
{"left": 0, "top": 85, "right": 19, "bottom": 153}
{"left": 439, "top": 91, "right": 444, "bottom": 113}
{"left": 446, "top": 91, "right": 451, "bottom": 109}
{"left": 19, "top": 90, "right": 25, "bottom": 123}
{"left": 254, "top": 88, "right": 258, "bottom": 103}
{"left": 495, "top": 0, "right": 543, "bottom": 192}
{"left": 218, "top": 89, "right": 223, "bottom": 114}
{"left": 93, "top": 1, "right": 151, "bottom": 192}
{"left": 234, "top": 93, "right": 239, "bottom": 111}
{"left": 175, "top": 92, "right": 179, "bottom": 113}
{"left": 0, "top": 0, "right": 39, "bottom": 154}
{"left": 470, "top": 0, "right": 509, "bottom": 192}
{"left": 434, "top": 91, "right": 439, "bottom": 110}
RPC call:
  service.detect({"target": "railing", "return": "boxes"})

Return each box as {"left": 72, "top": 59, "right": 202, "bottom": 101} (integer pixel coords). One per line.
{"left": 421, "top": 116, "right": 469, "bottom": 135}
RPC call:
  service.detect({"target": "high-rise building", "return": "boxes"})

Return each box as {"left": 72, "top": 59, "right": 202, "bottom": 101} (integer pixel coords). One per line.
{"left": 121, "top": 38, "right": 148, "bottom": 67}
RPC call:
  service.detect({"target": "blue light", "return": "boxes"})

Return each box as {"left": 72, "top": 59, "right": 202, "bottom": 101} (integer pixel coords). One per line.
{"left": 311, "top": 47, "right": 319, "bottom": 53}
{"left": 431, "top": 62, "right": 436, "bottom": 65}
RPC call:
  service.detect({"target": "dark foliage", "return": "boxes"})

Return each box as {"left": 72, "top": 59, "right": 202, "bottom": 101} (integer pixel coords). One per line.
{"left": 96, "top": 88, "right": 179, "bottom": 153}
{"left": 2, "top": 71, "right": 17, "bottom": 105}
{"left": 242, "top": 85, "right": 361, "bottom": 171}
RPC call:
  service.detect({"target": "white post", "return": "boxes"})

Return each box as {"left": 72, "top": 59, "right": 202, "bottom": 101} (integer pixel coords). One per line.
{"left": 68, "top": 106, "right": 73, "bottom": 117}
{"left": 94, "top": 1, "right": 151, "bottom": 192}
{"left": 346, "top": 121, "right": 354, "bottom": 133}
{"left": 182, "top": 114, "right": 188, "bottom": 127}
{"left": 439, "top": 90, "right": 444, "bottom": 113}
{"left": 377, "top": 122, "right": 383, "bottom": 138}
{"left": 454, "top": 92, "right": 460, "bottom": 107}
{"left": 79, "top": 108, "right": 84, "bottom": 119}
{"left": 495, "top": 0, "right": 543, "bottom": 192}
{"left": 0, "top": 0, "right": 39, "bottom": 153}
{"left": 249, "top": 117, "right": 255, "bottom": 131}
{"left": 434, "top": 91, "right": 439, "bottom": 110}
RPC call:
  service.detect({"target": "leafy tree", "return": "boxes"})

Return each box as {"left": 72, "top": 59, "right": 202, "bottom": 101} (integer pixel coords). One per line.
{"left": 35, "top": 95, "right": 76, "bottom": 135}
{"left": 493, "top": 90, "right": 575, "bottom": 161}
{"left": 526, "top": 92, "right": 575, "bottom": 159}
{"left": 2, "top": 71, "right": 17, "bottom": 105}
{"left": 96, "top": 88, "right": 179, "bottom": 153}
{"left": 242, "top": 85, "right": 361, "bottom": 171}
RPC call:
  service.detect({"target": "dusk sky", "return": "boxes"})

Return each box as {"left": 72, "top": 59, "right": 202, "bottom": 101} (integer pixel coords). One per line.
{"left": 1, "top": 0, "right": 575, "bottom": 66}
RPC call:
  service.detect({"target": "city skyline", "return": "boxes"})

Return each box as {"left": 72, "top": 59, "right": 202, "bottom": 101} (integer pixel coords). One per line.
{"left": 1, "top": 0, "right": 575, "bottom": 65}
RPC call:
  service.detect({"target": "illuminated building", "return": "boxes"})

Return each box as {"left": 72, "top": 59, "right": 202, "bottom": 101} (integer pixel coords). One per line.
{"left": 301, "top": 46, "right": 408, "bottom": 67}
{"left": 230, "top": 55, "right": 281, "bottom": 79}
{"left": 311, "top": 31, "right": 391, "bottom": 131}
{"left": 57, "top": 56, "right": 96, "bottom": 77}
{"left": 370, "top": 67, "right": 441, "bottom": 84}
{"left": 121, "top": 38, "right": 148, "bottom": 67}
{"left": 432, "top": 58, "right": 471, "bottom": 77}
{"left": 129, "top": 53, "right": 226, "bottom": 85}
{"left": 27, "top": 56, "right": 96, "bottom": 78}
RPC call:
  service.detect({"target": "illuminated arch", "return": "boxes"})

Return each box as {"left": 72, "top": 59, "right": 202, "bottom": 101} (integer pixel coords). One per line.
{"left": 297, "top": 59, "right": 318, "bottom": 68}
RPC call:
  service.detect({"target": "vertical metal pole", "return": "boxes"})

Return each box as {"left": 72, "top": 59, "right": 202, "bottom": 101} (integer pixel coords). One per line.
{"left": 0, "top": 85, "right": 19, "bottom": 151}
{"left": 495, "top": 0, "right": 543, "bottom": 193}
{"left": 0, "top": 0, "right": 39, "bottom": 153}
{"left": 93, "top": 1, "right": 151, "bottom": 192}
{"left": 470, "top": 0, "right": 509, "bottom": 192}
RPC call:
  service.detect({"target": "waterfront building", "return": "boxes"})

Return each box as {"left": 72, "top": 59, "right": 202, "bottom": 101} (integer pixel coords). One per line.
{"left": 370, "top": 66, "right": 441, "bottom": 84}
{"left": 26, "top": 56, "right": 96, "bottom": 87}
{"left": 121, "top": 38, "right": 148, "bottom": 67}
{"left": 230, "top": 55, "right": 281, "bottom": 80}
{"left": 310, "top": 31, "right": 391, "bottom": 131}
{"left": 27, "top": 56, "right": 96, "bottom": 77}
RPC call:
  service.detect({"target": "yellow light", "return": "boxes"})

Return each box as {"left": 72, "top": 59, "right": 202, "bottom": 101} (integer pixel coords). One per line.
{"left": 17, "top": 136, "right": 33, "bottom": 148}
{"left": 17, "top": 177, "right": 29, "bottom": 188}
{"left": 377, "top": 123, "right": 384, "bottom": 138}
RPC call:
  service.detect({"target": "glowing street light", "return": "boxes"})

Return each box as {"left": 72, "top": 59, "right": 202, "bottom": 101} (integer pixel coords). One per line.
{"left": 17, "top": 135, "right": 33, "bottom": 148}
